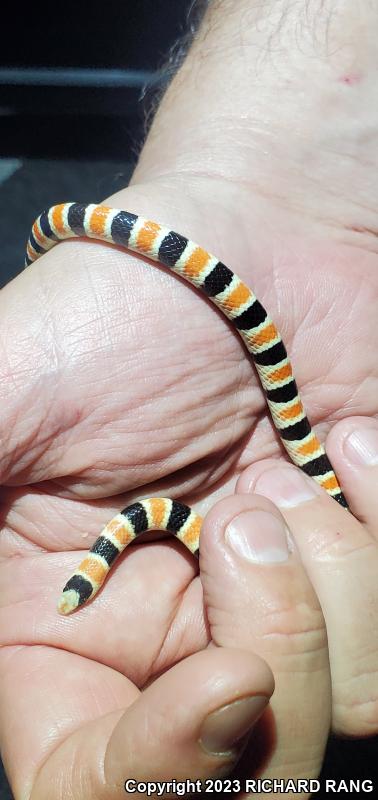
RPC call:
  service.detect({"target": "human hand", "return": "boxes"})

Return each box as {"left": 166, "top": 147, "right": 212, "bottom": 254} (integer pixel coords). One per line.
{"left": 0, "top": 0, "right": 377, "bottom": 796}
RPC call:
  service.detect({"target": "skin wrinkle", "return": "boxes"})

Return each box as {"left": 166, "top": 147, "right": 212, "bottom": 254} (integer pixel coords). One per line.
{"left": 0, "top": 271, "right": 103, "bottom": 479}
{"left": 210, "top": 576, "right": 324, "bottom": 636}
{"left": 36, "top": 269, "right": 65, "bottom": 378}
{"left": 52, "top": 440, "right": 236, "bottom": 503}
{"left": 14, "top": 488, "right": 107, "bottom": 548}
{"left": 259, "top": 629, "right": 329, "bottom": 658}
{"left": 148, "top": 576, "right": 194, "bottom": 681}
{"left": 133, "top": 160, "right": 378, "bottom": 254}
{"left": 0, "top": 515, "right": 46, "bottom": 554}
{"left": 49, "top": 322, "right": 253, "bottom": 493}
{"left": 3, "top": 320, "right": 248, "bottom": 489}
{"left": 2, "top": 416, "right": 61, "bottom": 484}
{"left": 341, "top": 376, "right": 378, "bottom": 416}
{"left": 0, "top": 328, "right": 23, "bottom": 395}
{"left": 209, "top": 143, "right": 377, "bottom": 238}
{"left": 2, "top": 398, "right": 86, "bottom": 485}
{"left": 0, "top": 273, "right": 64, "bottom": 418}
{"left": 157, "top": 579, "right": 208, "bottom": 671}
{"left": 38, "top": 244, "right": 151, "bottom": 366}
{"left": 344, "top": 226, "right": 378, "bottom": 253}
{"left": 0, "top": 528, "right": 42, "bottom": 556}
{"left": 335, "top": 710, "right": 378, "bottom": 736}
{"left": 0, "top": 383, "right": 66, "bottom": 481}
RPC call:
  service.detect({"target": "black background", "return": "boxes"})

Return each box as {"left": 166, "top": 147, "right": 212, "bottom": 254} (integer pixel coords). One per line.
{"left": 0, "top": 1, "right": 376, "bottom": 797}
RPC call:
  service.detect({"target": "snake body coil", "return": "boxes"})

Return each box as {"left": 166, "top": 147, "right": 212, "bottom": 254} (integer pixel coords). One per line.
{"left": 26, "top": 203, "right": 348, "bottom": 614}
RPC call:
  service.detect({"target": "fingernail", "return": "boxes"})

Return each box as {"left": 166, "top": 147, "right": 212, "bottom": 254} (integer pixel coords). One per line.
{"left": 252, "top": 467, "right": 320, "bottom": 508}
{"left": 200, "top": 695, "right": 268, "bottom": 755}
{"left": 343, "top": 427, "right": 378, "bottom": 466}
{"left": 226, "top": 509, "right": 290, "bottom": 563}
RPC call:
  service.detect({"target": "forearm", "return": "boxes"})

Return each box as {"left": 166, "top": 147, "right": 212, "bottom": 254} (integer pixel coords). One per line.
{"left": 122, "top": 0, "right": 378, "bottom": 248}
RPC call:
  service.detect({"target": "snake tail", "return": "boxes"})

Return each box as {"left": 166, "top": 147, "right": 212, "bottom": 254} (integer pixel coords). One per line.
{"left": 57, "top": 499, "right": 202, "bottom": 614}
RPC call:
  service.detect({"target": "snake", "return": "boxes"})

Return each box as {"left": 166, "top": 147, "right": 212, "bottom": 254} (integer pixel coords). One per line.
{"left": 26, "top": 202, "right": 348, "bottom": 615}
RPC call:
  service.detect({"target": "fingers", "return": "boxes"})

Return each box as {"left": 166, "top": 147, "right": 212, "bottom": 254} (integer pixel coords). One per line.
{"left": 236, "top": 417, "right": 378, "bottom": 737}
{"left": 0, "top": 645, "right": 139, "bottom": 800}
{"left": 325, "top": 416, "right": 378, "bottom": 532}
{"left": 21, "top": 647, "right": 273, "bottom": 800}
{"left": 199, "top": 494, "right": 331, "bottom": 787}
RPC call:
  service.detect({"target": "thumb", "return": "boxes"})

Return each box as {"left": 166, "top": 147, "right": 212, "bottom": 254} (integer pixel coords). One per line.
{"left": 106, "top": 648, "right": 273, "bottom": 795}
{"left": 31, "top": 648, "right": 273, "bottom": 799}
{"left": 199, "top": 491, "right": 331, "bottom": 785}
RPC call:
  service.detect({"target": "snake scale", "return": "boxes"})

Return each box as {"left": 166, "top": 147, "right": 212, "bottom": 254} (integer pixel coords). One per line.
{"left": 25, "top": 203, "right": 348, "bottom": 615}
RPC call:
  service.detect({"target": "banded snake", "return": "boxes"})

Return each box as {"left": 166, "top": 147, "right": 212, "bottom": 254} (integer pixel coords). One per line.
{"left": 26, "top": 202, "right": 348, "bottom": 614}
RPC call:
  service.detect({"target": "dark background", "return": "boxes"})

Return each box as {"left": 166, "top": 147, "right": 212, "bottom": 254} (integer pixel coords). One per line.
{"left": 0, "top": 0, "right": 198, "bottom": 282}
{"left": 0, "top": 2, "right": 376, "bottom": 797}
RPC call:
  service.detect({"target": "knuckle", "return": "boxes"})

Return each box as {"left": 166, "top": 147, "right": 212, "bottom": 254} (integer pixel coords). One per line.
{"left": 258, "top": 602, "right": 328, "bottom": 660}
